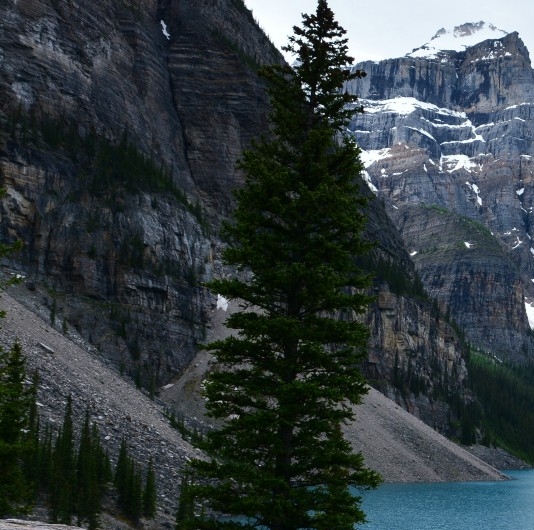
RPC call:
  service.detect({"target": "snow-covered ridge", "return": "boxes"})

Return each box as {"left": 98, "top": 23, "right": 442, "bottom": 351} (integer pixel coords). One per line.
{"left": 407, "top": 21, "right": 508, "bottom": 59}
{"left": 362, "top": 97, "right": 466, "bottom": 118}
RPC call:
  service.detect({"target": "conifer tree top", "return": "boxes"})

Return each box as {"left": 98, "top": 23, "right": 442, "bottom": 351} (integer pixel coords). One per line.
{"left": 279, "top": 0, "right": 366, "bottom": 130}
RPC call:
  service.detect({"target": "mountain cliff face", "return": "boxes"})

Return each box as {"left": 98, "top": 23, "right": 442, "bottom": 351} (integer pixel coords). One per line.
{"left": 0, "top": 0, "right": 468, "bottom": 405}
{"left": 2, "top": 0, "right": 517, "bottom": 444}
{"left": 348, "top": 23, "right": 534, "bottom": 361}
{"left": 0, "top": 0, "right": 279, "bottom": 384}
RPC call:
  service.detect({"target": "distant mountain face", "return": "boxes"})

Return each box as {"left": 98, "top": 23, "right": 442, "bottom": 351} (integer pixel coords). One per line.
{"left": 407, "top": 21, "right": 508, "bottom": 59}
{"left": 347, "top": 23, "right": 534, "bottom": 360}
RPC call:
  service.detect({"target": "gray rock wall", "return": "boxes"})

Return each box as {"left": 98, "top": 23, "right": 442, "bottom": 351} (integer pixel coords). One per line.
{"left": 348, "top": 31, "right": 534, "bottom": 359}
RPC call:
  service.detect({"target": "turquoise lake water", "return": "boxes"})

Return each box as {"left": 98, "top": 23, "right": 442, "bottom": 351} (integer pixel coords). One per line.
{"left": 359, "top": 469, "right": 534, "bottom": 529}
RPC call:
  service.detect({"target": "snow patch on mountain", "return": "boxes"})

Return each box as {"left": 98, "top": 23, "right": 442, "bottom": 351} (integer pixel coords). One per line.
{"left": 360, "top": 147, "right": 392, "bottom": 168}
{"left": 525, "top": 300, "right": 534, "bottom": 330}
{"left": 160, "top": 20, "right": 171, "bottom": 39}
{"left": 363, "top": 97, "right": 465, "bottom": 118}
{"left": 407, "top": 21, "right": 508, "bottom": 59}
{"left": 441, "top": 154, "right": 478, "bottom": 173}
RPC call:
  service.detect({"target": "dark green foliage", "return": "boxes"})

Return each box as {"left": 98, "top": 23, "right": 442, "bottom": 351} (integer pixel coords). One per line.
{"left": 175, "top": 474, "right": 196, "bottom": 530}
{"left": 45, "top": 401, "right": 115, "bottom": 528}
{"left": 167, "top": 411, "right": 205, "bottom": 445}
{"left": 49, "top": 396, "right": 76, "bottom": 524}
{"left": 114, "top": 438, "right": 144, "bottom": 523}
{"left": 76, "top": 412, "right": 104, "bottom": 530}
{"left": 358, "top": 254, "right": 427, "bottom": 299}
{"left": 0, "top": 355, "right": 143, "bottom": 527}
{"left": 185, "top": 2, "right": 380, "bottom": 529}
{"left": 4, "top": 112, "right": 207, "bottom": 227}
{"left": 143, "top": 457, "right": 157, "bottom": 518}
{"left": 22, "top": 372, "right": 41, "bottom": 490}
{"left": 0, "top": 341, "right": 35, "bottom": 515}
{"left": 467, "top": 352, "right": 534, "bottom": 462}
{"left": 114, "top": 439, "right": 130, "bottom": 499}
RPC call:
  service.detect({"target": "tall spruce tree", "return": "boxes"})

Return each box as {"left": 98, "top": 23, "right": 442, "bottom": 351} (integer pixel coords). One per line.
{"left": 185, "top": 2, "right": 380, "bottom": 530}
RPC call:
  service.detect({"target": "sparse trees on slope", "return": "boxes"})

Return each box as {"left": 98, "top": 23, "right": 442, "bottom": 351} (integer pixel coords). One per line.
{"left": 184, "top": 2, "right": 380, "bottom": 529}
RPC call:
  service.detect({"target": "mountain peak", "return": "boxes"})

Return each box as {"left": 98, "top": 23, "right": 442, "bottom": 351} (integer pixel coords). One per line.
{"left": 407, "top": 21, "right": 509, "bottom": 59}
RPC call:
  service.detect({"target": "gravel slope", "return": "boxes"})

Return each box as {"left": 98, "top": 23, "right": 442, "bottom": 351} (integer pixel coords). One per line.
{"left": 0, "top": 284, "right": 512, "bottom": 500}
{"left": 163, "top": 300, "right": 511, "bottom": 483}
{"left": 0, "top": 289, "right": 199, "bottom": 522}
{"left": 346, "top": 387, "right": 507, "bottom": 482}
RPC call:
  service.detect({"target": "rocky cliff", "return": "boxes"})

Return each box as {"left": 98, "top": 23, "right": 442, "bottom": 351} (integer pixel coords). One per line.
{"left": 0, "top": 0, "right": 470, "bottom": 410}
{"left": 348, "top": 23, "right": 534, "bottom": 361}
{"left": 0, "top": 0, "right": 280, "bottom": 385}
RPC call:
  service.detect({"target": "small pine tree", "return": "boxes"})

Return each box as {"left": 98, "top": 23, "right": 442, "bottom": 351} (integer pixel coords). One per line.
{"left": 39, "top": 424, "right": 54, "bottom": 492}
{"left": 0, "top": 341, "right": 34, "bottom": 515}
{"left": 21, "top": 371, "right": 40, "bottom": 503}
{"left": 143, "top": 457, "right": 157, "bottom": 518}
{"left": 91, "top": 423, "right": 113, "bottom": 485}
{"left": 127, "top": 464, "right": 143, "bottom": 523}
{"left": 49, "top": 396, "right": 76, "bottom": 524}
{"left": 76, "top": 411, "right": 101, "bottom": 530}
{"left": 175, "top": 474, "right": 195, "bottom": 530}
{"left": 115, "top": 439, "right": 143, "bottom": 522}
{"left": 114, "top": 438, "right": 129, "bottom": 495}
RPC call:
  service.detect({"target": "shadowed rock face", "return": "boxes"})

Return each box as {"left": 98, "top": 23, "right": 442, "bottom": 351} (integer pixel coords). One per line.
{"left": 348, "top": 30, "right": 534, "bottom": 360}
{"left": 1, "top": 0, "right": 463, "bottom": 403}
{"left": 0, "top": 0, "right": 280, "bottom": 382}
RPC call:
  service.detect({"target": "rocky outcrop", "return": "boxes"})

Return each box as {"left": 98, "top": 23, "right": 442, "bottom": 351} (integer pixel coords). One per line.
{"left": 0, "top": 287, "right": 511, "bottom": 530}
{"left": 348, "top": 28, "right": 534, "bottom": 360}
{"left": 0, "top": 288, "right": 198, "bottom": 522}
{"left": 394, "top": 206, "right": 529, "bottom": 361}
{"left": 0, "top": 0, "right": 280, "bottom": 384}
{"left": 347, "top": 31, "right": 534, "bottom": 112}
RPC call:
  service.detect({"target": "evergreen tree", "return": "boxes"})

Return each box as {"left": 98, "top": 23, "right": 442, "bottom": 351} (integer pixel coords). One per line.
{"left": 130, "top": 465, "right": 143, "bottom": 522}
{"left": 21, "top": 371, "right": 40, "bottom": 503}
{"left": 175, "top": 474, "right": 195, "bottom": 530}
{"left": 0, "top": 341, "right": 33, "bottom": 515}
{"left": 91, "top": 423, "right": 113, "bottom": 486}
{"left": 39, "top": 424, "right": 54, "bottom": 492}
{"left": 49, "top": 396, "right": 76, "bottom": 524}
{"left": 76, "top": 411, "right": 101, "bottom": 530}
{"left": 114, "top": 437, "right": 129, "bottom": 498}
{"left": 143, "top": 457, "right": 157, "bottom": 518}
{"left": 115, "top": 438, "right": 143, "bottom": 522}
{"left": 186, "top": 2, "right": 380, "bottom": 529}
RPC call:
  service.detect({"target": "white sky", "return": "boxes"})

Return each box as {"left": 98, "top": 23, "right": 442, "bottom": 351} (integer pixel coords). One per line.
{"left": 244, "top": 0, "right": 534, "bottom": 64}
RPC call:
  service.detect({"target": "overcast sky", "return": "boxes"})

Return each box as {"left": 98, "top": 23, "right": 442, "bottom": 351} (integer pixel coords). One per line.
{"left": 244, "top": 0, "right": 534, "bottom": 63}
